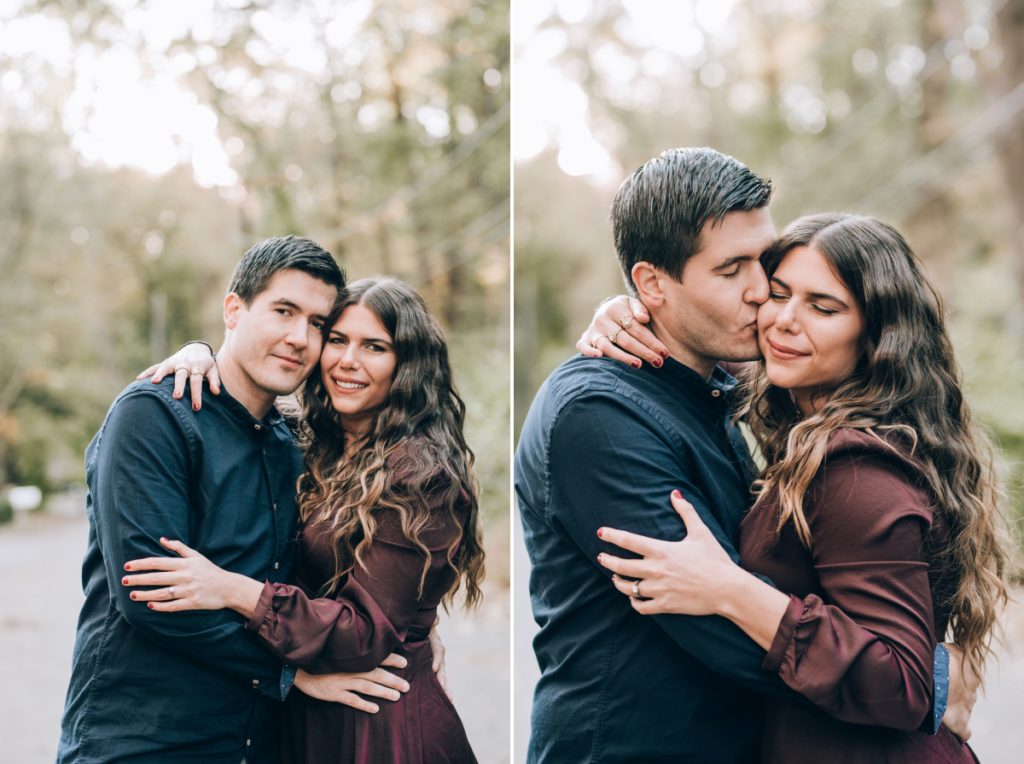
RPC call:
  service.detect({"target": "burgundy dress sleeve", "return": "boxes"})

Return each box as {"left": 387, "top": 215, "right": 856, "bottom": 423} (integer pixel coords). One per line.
{"left": 244, "top": 491, "right": 462, "bottom": 674}
{"left": 762, "top": 443, "right": 937, "bottom": 730}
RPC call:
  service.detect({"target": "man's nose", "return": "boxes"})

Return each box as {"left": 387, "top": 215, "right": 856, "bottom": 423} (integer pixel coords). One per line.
{"left": 285, "top": 318, "right": 309, "bottom": 349}
{"left": 746, "top": 268, "right": 769, "bottom": 306}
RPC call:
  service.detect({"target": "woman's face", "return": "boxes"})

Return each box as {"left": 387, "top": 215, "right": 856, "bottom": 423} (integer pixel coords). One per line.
{"left": 319, "top": 303, "right": 397, "bottom": 434}
{"left": 757, "top": 245, "right": 865, "bottom": 414}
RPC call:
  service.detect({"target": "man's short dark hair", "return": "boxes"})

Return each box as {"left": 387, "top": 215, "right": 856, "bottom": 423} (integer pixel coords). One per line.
{"left": 610, "top": 147, "right": 772, "bottom": 291}
{"left": 228, "top": 236, "right": 345, "bottom": 303}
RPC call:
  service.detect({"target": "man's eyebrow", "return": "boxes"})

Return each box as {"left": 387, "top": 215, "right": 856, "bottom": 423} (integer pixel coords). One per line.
{"left": 770, "top": 276, "right": 850, "bottom": 308}
{"left": 713, "top": 255, "right": 755, "bottom": 271}
{"left": 271, "top": 298, "right": 329, "bottom": 321}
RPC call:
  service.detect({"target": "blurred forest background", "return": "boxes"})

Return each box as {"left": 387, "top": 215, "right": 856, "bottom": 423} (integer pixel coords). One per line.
{"left": 0, "top": 1, "right": 509, "bottom": 760}
{"left": 514, "top": 0, "right": 1024, "bottom": 544}
{"left": 0, "top": 0, "right": 510, "bottom": 559}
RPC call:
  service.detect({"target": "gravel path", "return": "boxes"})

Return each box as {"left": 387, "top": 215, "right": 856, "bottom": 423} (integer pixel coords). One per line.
{"left": 0, "top": 511, "right": 509, "bottom": 763}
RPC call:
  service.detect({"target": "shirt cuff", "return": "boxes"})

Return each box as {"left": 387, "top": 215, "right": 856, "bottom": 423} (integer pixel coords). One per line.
{"left": 763, "top": 595, "right": 805, "bottom": 673}
{"left": 930, "top": 643, "right": 949, "bottom": 735}
{"left": 280, "top": 664, "right": 297, "bottom": 699}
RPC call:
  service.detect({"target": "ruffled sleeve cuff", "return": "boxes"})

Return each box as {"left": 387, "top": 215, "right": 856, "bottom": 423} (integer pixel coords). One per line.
{"left": 763, "top": 593, "right": 809, "bottom": 673}
{"left": 245, "top": 580, "right": 278, "bottom": 633}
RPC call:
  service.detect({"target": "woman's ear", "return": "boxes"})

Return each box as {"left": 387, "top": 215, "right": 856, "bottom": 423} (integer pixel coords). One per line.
{"left": 631, "top": 262, "right": 665, "bottom": 308}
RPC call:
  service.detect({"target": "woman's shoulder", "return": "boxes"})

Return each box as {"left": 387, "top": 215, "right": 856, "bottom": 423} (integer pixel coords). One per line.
{"left": 811, "top": 427, "right": 933, "bottom": 526}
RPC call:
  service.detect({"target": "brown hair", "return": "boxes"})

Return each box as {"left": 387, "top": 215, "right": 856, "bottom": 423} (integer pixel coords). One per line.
{"left": 296, "top": 277, "right": 484, "bottom": 609}
{"left": 740, "top": 213, "right": 1011, "bottom": 680}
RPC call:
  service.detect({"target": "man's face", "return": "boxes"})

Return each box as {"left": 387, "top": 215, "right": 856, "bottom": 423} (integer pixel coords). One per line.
{"left": 654, "top": 208, "right": 776, "bottom": 372}
{"left": 224, "top": 268, "right": 338, "bottom": 398}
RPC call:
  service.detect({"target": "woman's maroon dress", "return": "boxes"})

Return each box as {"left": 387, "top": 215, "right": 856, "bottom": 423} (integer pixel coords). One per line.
{"left": 739, "top": 429, "right": 977, "bottom": 763}
{"left": 243, "top": 474, "right": 477, "bottom": 764}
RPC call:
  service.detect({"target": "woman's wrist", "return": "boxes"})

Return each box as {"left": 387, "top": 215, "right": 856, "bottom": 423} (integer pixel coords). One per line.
{"left": 716, "top": 567, "right": 791, "bottom": 650}
{"left": 224, "top": 572, "right": 264, "bottom": 620}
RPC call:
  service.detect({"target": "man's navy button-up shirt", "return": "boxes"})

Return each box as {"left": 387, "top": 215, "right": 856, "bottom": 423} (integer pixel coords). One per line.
{"left": 516, "top": 355, "right": 796, "bottom": 763}
{"left": 57, "top": 378, "right": 302, "bottom": 764}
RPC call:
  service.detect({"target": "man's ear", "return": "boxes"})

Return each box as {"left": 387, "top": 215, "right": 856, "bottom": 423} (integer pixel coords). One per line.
{"left": 631, "top": 262, "right": 665, "bottom": 308}
{"left": 223, "top": 292, "right": 245, "bottom": 329}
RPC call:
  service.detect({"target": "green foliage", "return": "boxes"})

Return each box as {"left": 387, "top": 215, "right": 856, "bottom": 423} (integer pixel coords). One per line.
{"left": 514, "top": 0, "right": 1024, "bottom": 546}
{"left": 0, "top": 0, "right": 510, "bottom": 543}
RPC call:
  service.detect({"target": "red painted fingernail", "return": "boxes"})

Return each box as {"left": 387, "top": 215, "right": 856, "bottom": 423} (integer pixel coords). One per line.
{"left": 652, "top": 358, "right": 663, "bottom": 368}
{"left": 660, "top": 350, "right": 670, "bottom": 358}
{"left": 597, "top": 528, "right": 604, "bottom": 538}
{"left": 672, "top": 489, "right": 682, "bottom": 499}
{"left": 193, "top": 403, "right": 199, "bottom": 411}
{"left": 147, "top": 603, "right": 154, "bottom": 609}
{"left": 632, "top": 360, "right": 641, "bottom": 368}
{"left": 124, "top": 563, "right": 131, "bottom": 571}
{"left": 122, "top": 577, "right": 129, "bottom": 585}
{"left": 130, "top": 592, "right": 137, "bottom": 600}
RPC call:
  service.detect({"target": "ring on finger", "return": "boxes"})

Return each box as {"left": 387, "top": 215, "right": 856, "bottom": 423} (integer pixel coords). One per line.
{"left": 607, "top": 328, "right": 622, "bottom": 345}
{"left": 631, "top": 580, "right": 641, "bottom": 599}
{"left": 190, "top": 368, "right": 204, "bottom": 377}
{"left": 168, "top": 586, "right": 176, "bottom": 600}
{"left": 174, "top": 366, "right": 188, "bottom": 373}
{"left": 619, "top": 314, "right": 633, "bottom": 330}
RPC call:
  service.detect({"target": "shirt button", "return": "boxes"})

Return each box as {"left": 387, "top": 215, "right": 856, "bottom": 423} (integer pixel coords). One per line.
{"left": 246, "top": 738, "right": 251, "bottom": 747}
{"left": 273, "top": 502, "right": 278, "bottom": 511}
{"left": 252, "top": 678, "right": 260, "bottom": 687}
{"left": 711, "top": 389, "right": 721, "bottom": 398}
{"left": 254, "top": 423, "right": 262, "bottom": 431}
{"left": 273, "top": 562, "right": 280, "bottom": 570}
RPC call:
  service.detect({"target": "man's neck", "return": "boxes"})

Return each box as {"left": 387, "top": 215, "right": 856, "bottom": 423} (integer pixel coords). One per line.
{"left": 648, "top": 320, "right": 717, "bottom": 381}
{"left": 214, "top": 348, "right": 275, "bottom": 420}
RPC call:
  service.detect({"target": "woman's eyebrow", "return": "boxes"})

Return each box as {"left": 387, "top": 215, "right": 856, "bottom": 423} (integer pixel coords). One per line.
{"left": 770, "top": 276, "right": 850, "bottom": 308}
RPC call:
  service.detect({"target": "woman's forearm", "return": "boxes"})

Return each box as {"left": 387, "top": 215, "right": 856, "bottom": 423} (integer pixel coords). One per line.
{"left": 223, "top": 571, "right": 265, "bottom": 620}
{"left": 716, "top": 567, "right": 791, "bottom": 651}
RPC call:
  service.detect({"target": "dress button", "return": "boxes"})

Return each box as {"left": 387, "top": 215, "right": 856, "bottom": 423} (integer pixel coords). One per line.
{"left": 711, "top": 389, "right": 721, "bottom": 398}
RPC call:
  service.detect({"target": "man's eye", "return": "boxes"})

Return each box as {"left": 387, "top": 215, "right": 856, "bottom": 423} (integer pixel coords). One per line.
{"left": 769, "top": 292, "right": 789, "bottom": 301}
{"left": 721, "top": 269, "right": 740, "bottom": 279}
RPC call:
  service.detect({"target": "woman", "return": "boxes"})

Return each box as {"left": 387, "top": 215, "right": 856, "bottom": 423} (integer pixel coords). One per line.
{"left": 123, "top": 277, "right": 483, "bottom": 763}
{"left": 591, "top": 215, "right": 1009, "bottom": 762}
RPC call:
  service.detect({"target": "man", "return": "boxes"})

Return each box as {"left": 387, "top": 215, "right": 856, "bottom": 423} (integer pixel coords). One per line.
{"left": 515, "top": 148, "right": 959, "bottom": 762}
{"left": 57, "top": 237, "right": 400, "bottom": 764}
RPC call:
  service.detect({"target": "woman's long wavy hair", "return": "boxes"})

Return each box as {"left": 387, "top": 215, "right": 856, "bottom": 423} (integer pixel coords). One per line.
{"left": 738, "top": 213, "right": 1011, "bottom": 680}
{"left": 296, "top": 277, "right": 484, "bottom": 609}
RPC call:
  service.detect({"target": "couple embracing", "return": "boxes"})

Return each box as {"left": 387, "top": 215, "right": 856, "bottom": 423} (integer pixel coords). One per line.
{"left": 57, "top": 237, "right": 482, "bottom": 763}
{"left": 516, "top": 148, "right": 1009, "bottom": 762}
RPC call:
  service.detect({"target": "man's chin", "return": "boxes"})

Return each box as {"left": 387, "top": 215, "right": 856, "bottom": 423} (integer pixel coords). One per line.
{"left": 260, "top": 371, "right": 308, "bottom": 398}
{"left": 721, "top": 341, "right": 762, "bottom": 363}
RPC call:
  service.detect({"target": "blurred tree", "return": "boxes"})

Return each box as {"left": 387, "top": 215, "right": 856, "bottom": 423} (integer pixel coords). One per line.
{"left": 0, "top": 0, "right": 509, "bottom": 531}
{"left": 514, "top": 0, "right": 1023, "bottom": 543}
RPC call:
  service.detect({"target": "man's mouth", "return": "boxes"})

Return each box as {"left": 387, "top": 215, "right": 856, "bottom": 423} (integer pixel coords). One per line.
{"left": 273, "top": 355, "right": 303, "bottom": 368}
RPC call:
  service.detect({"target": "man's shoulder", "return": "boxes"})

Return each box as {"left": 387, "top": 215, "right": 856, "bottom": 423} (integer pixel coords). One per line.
{"left": 100, "top": 379, "right": 205, "bottom": 440}
{"left": 534, "top": 355, "right": 658, "bottom": 411}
